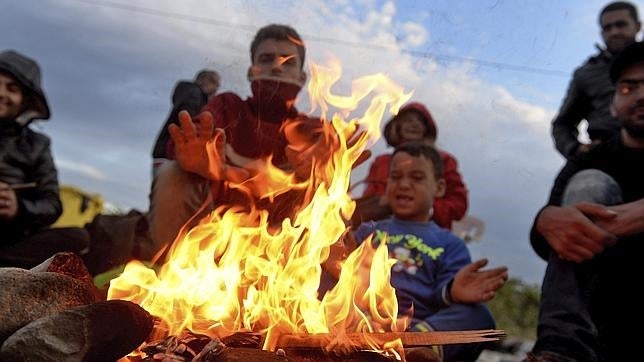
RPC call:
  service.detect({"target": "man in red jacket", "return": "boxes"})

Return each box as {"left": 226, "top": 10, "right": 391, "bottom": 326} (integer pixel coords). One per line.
{"left": 357, "top": 102, "right": 468, "bottom": 229}
{"left": 147, "top": 24, "right": 326, "bottom": 251}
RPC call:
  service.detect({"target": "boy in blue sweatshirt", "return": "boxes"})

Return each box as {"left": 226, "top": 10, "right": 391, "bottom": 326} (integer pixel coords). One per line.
{"left": 323, "top": 142, "right": 507, "bottom": 361}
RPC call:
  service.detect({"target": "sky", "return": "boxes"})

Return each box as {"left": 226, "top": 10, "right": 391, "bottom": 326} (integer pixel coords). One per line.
{"left": 3, "top": 0, "right": 640, "bottom": 285}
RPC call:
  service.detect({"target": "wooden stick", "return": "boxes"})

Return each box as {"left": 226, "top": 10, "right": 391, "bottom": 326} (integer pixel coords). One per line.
{"left": 10, "top": 182, "right": 38, "bottom": 190}
{"left": 276, "top": 329, "right": 505, "bottom": 348}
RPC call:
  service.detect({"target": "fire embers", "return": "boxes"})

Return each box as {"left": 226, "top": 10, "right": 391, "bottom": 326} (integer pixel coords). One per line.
{"left": 140, "top": 331, "right": 275, "bottom": 361}
{"left": 141, "top": 332, "right": 223, "bottom": 361}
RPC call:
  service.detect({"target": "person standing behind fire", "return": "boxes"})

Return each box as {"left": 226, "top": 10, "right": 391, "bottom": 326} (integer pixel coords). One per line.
{"left": 551, "top": 1, "right": 641, "bottom": 160}
{"left": 0, "top": 50, "right": 89, "bottom": 267}
{"left": 151, "top": 69, "right": 220, "bottom": 172}
{"left": 147, "top": 24, "right": 338, "bottom": 253}
{"left": 357, "top": 102, "right": 467, "bottom": 230}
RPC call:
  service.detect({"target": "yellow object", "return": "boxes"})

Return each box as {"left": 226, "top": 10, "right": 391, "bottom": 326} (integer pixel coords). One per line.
{"left": 52, "top": 184, "right": 104, "bottom": 228}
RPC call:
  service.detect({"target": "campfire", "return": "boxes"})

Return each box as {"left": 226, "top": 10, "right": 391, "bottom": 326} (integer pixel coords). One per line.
{"left": 0, "top": 60, "right": 502, "bottom": 361}
{"left": 109, "top": 59, "right": 416, "bottom": 357}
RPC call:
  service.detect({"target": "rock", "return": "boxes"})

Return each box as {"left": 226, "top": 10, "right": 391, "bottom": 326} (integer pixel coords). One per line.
{"left": 0, "top": 268, "right": 99, "bottom": 342}
{"left": 30, "top": 252, "right": 94, "bottom": 287}
{"left": 0, "top": 300, "right": 154, "bottom": 362}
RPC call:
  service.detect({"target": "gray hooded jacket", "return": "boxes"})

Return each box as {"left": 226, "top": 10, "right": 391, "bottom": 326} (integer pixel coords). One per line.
{"left": 0, "top": 50, "right": 61, "bottom": 240}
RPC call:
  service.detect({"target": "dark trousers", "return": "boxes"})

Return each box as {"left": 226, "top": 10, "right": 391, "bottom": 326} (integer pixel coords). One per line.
{"left": 0, "top": 227, "right": 89, "bottom": 269}
{"left": 532, "top": 169, "right": 631, "bottom": 361}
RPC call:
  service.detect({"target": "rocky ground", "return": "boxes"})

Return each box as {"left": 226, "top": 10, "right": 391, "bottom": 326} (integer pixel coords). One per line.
{"left": 477, "top": 338, "right": 535, "bottom": 362}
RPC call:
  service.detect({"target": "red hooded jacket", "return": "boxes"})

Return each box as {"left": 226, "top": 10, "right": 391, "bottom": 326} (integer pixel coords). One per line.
{"left": 361, "top": 102, "right": 468, "bottom": 229}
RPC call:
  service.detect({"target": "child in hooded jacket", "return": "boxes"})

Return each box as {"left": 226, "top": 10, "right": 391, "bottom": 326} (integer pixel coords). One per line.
{"left": 358, "top": 102, "right": 467, "bottom": 230}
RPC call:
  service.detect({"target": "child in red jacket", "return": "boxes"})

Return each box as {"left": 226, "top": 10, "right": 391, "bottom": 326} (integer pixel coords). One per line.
{"left": 357, "top": 102, "right": 468, "bottom": 229}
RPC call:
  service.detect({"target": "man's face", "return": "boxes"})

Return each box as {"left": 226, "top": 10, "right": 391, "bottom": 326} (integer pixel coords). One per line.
{"left": 612, "top": 62, "right": 644, "bottom": 138}
{"left": 385, "top": 152, "right": 445, "bottom": 223}
{"left": 600, "top": 9, "right": 641, "bottom": 54}
{"left": 0, "top": 72, "right": 24, "bottom": 120}
{"left": 200, "top": 76, "right": 220, "bottom": 97}
{"left": 249, "top": 39, "right": 306, "bottom": 85}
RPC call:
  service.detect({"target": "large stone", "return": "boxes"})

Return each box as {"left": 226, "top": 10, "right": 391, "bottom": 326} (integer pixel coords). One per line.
{"left": 0, "top": 300, "right": 154, "bottom": 362}
{"left": 0, "top": 268, "right": 99, "bottom": 342}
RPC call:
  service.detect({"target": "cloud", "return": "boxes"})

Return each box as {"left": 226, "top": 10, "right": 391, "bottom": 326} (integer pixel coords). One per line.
{"left": 400, "top": 22, "right": 429, "bottom": 47}
{"left": 56, "top": 158, "right": 108, "bottom": 181}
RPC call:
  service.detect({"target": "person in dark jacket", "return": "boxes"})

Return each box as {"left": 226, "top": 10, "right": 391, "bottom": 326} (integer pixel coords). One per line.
{"left": 528, "top": 42, "right": 644, "bottom": 361}
{"left": 552, "top": 1, "right": 640, "bottom": 159}
{"left": 151, "top": 69, "right": 220, "bottom": 168}
{"left": 0, "top": 50, "right": 88, "bottom": 268}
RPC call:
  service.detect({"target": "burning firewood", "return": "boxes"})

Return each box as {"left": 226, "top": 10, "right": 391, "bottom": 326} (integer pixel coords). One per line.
{"left": 276, "top": 330, "right": 505, "bottom": 349}
{"left": 138, "top": 331, "right": 274, "bottom": 362}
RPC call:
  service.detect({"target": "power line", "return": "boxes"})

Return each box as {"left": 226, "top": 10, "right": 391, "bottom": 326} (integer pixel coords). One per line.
{"left": 67, "top": 0, "right": 569, "bottom": 77}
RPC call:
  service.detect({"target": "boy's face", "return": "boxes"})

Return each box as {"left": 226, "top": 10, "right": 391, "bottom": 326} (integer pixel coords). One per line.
{"left": 0, "top": 72, "right": 24, "bottom": 120}
{"left": 385, "top": 151, "right": 445, "bottom": 223}
{"left": 248, "top": 39, "right": 306, "bottom": 85}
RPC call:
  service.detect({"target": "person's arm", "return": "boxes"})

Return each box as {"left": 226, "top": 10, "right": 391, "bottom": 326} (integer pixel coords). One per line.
{"left": 410, "top": 234, "right": 471, "bottom": 331}
{"left": 428, "top": 235, "right": 471, "bottom": 310}
{"left": 530, "top": 161, "right": 616, "bottom": 262}
{"left": 432, "top": 152, "right": 468, "bottom": 229}
{"left": 362, "top": 156, "right": 388, "bottom": 198}
{"left": 172, "top": 82, "right": 205, "bottom": 117}
{"left": 8, "top": 136, "right": 62, "bottom": 229}
{"left": 552, "top": 71, "right": 592, "bottom": 159}
{"left": 152, "top": 83, "right": 205, "bottom": 159}
{"left": 168, "top": 110, "right": 249, "bottom": 183}
{"left": 450, "top": 258, "right": 508, "bottom": 304}
{"left": 533, "top": 203, "right": 615, "bottom": 262}
{"left": 598, "top": 198, "right": 644, "bottom": 238}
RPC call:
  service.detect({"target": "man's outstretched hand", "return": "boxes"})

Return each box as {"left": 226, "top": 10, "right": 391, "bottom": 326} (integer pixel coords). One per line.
{"left": 169, "top": 110, "right": 248, "bottom": 183}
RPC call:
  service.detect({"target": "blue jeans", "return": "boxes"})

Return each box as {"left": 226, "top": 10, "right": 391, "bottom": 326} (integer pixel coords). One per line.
{"left": 532, "top": 169, "right": 623, "bottom": 361}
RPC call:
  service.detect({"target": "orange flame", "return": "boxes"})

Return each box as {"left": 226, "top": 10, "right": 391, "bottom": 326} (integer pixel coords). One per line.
{"left": 108, "top": 58, "right": 413, "bottom": 354}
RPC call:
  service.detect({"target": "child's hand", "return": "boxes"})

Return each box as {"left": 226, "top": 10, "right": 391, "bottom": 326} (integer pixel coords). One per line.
{"left": 450, "top": 258, "right": 508, "bottom": 304}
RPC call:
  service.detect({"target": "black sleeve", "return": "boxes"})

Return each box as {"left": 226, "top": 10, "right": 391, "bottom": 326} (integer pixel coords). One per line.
{"left": 552, "top": 71, "right": 592, "bottom": 159}
{"left": 15, "top": 135, "right": 62, "bottom": 230}
{"left": 529, "top": 160, "right": 583, "bottom": 260}
{"left": 151, "top": 83, "right": 205, "bottom": 159}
